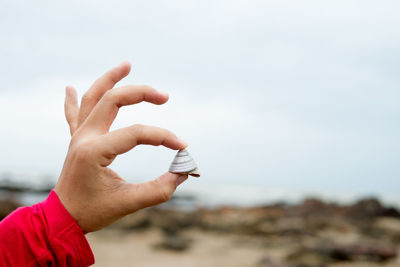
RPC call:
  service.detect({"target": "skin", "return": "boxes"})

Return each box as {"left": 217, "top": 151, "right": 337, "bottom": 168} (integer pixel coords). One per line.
{"left": 54, "top": 61, "right": 188, "bottom": 233}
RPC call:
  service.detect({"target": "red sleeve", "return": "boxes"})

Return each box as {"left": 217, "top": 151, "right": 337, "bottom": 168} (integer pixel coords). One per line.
{"left": 0, "top": 190, "right": 95, "bottom": 267}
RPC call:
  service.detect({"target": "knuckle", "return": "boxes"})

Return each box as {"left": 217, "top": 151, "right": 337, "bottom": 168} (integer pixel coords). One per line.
{"left": 159, "top": 188, "right": 172, "bottom": 203}
{"left": 107, "top": 70, "right": 120, "bottom": 84}
{"left": 164, "top": 129, "right": 176, "bottom": 139}
{"left": 139, "top": 84, "right": 154, "bottom": 93}
{"left": 131, "top": 124, "right": 150, "bottom": 145}
{"left": 140, "top": 84, "right": 151, "bottom": 90}
{"left": 131, "top": 124, "right": 145, "bottom": 135}
{"left": 69, "top": 135, "right": 80, "bottom": 147}
{"left": 81, "top": 93, "right": 92, "bottom": 104}
{"left": 103, "top": 89, "right": 117, "bottom": 102}
{"left": 71, "top": 139, "right": 97, "bottom": 161}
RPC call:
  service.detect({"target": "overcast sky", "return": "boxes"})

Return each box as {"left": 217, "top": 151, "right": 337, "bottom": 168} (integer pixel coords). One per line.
{"left": 0, "top": 0, "right": 399, "bottom": 205}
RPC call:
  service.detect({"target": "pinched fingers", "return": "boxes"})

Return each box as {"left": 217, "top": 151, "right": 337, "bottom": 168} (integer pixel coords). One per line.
{"left": 82, "top": 85, "right": 169, "bottom": 133}
{"left": 98, "top": 124, "right": 187, "bottom": 165}
{"left": 78, "top": 61, "right": 131, "bottom": 127}
{"left": 64, "top": 86, "right": 79, "bottom": 135}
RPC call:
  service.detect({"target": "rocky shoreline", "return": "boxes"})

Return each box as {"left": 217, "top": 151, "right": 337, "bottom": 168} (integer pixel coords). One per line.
{"left": 1, "top": 182, "right": 399, "bottom": 266}
{"left": 108, "top": 197, "right": 400, "bottom": 266}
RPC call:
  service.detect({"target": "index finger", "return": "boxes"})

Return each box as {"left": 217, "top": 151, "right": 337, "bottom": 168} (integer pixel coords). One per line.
{"left": 98, "top": 124, "right": 187, "bottom": 166}
{"left": 82, "top": 85, "right": 169, "bottom": 133}
{"left": 78, "top": 61, "right": 131, "bottom": 127}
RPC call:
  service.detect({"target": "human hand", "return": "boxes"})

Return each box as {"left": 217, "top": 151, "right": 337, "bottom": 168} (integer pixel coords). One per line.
{"left": 54, "top": 62, "right": 188, "bottom": 233}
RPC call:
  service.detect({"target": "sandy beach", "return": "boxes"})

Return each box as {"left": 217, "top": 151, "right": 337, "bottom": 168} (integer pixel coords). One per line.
{"left": 88, "top": 229, "right": 267, "bottom": 267}
{"left": 88, "top": 227, "right": 400, "bottom": 267}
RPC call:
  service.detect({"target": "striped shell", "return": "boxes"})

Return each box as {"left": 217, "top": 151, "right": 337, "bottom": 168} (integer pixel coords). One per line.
{"left": 169, "top": 149, "right": 200, "bottom": 177}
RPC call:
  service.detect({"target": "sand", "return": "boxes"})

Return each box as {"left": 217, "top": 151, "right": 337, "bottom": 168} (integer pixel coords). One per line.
{"left": 87, "top": 229, "right": 268, "bottom": 267}
{"left": 87, "top": 228, "right": 400, "bottom": 267}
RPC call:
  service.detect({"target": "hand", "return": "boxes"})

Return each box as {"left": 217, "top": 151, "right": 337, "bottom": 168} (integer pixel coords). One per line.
{"left": 54, "top": 62, "right": 188, "bottom": 233}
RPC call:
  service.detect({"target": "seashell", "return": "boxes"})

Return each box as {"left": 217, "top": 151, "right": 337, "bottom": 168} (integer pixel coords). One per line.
{"left": 169, "top": 149, "right": 200, "bottom": 177}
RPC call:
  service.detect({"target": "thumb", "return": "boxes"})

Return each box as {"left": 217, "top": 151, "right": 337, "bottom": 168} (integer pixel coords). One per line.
{"left": 121, "top": 172, "right": 188, "bottom": 212}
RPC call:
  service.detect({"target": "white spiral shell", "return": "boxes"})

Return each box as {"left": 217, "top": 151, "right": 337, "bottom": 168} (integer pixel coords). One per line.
{"left": 169, "top": 149, "right": 200, "bottom": 177}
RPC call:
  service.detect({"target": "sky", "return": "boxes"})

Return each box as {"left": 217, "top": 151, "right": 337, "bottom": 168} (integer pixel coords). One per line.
{"left": 0, "top": 0, "right": 399, "bottom": 206}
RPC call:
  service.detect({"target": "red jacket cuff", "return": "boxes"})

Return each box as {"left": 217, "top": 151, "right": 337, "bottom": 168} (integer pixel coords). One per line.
{"left": 41, "top": 190, "right": 95, "bottom": 266}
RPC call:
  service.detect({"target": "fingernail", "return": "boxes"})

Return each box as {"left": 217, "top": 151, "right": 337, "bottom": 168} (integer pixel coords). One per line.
{"left": 119, "top": 60, "right": 129, "bottom": 67}
{"left": 178, "top": 139, "right": 188, "bottom": 149}
{"left": 65, "top": 86, "right": 73, "bottom": 96}
{"left": 160, "top": 91, "right": 169, "bottom": 98}
{"left": 176, "top": 175, "right": 188, "bottom": 187}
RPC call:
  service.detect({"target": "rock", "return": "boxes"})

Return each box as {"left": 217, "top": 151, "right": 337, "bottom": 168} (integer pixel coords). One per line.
{"left": 361, "top": 217, "right": 400, "bottom": 244}
{"left": 290, "top": 198, "right": 335, "bottom": 218}
{"left": 286, "top": 247, "right": 329, "bottom": 267}
{"left": 153, "top": 233, "right": 191, "bottom": 252}
{"left": 322, "top": 243, "right": 397, "bottom": 262}
{"left": 112, "top": 210, "right": 151, "bottom": 230}
{"left": 339, "top": 243, "right": 397, "bottom": 261}
{"left": 286, "top": 242, "right": 397, "bottom": 266}
{"left": 375, "top": 217, "right": 400, "bottom": 233}
{"left": 0, "top": 197, "right": 20, "bottom": 220}
{"left": 151, "top": 209, "right": 201, "bottom": 235}
{"left": 271, "top": 217, "right": 309, "bottom": 236}
{"left": 344, "top": 198, "right": 400, "bottom": 219}
{"left": 256, "top": 257, "right": 295, "bottom": 267}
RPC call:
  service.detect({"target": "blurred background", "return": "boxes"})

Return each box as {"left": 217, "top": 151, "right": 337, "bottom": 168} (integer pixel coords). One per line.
{"left": 0, "top": 0, "right": 399, "bottom": 266}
